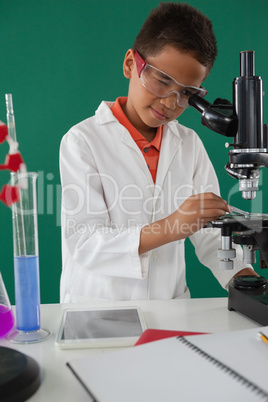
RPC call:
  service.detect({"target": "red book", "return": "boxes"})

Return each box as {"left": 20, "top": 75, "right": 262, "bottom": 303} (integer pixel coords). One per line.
{"left": 135, "top": 329, "right": 207, "bottom": 346}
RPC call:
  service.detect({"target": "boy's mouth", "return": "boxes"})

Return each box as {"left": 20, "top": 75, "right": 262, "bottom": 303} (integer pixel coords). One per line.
{"left": 150, "top": 107, "right": 169, "bottom": 121}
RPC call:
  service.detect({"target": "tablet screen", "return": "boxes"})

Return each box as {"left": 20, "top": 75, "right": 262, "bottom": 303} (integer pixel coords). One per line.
{"left": 56, "top": 307, "right": 146, "bottom": 349}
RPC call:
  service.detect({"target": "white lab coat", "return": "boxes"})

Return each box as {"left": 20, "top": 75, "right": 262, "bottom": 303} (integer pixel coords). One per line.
{"left": 60, "top": 101, "right": 251, "bottom": 303}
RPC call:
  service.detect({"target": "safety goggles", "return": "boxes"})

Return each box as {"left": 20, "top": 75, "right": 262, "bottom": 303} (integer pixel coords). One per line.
{"left": 134, "top": 50, "right": 207, "bottom": 108}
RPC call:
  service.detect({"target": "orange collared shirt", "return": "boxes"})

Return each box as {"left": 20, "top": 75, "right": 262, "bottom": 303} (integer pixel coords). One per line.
{"left": 111, "top": 97, "right": 162, "bottom": 183}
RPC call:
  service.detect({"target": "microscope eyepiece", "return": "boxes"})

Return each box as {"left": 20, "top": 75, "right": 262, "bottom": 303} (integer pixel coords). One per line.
{"left": 188, "top": 94, "right": 237, "bottom": 137}
{"left": 240, "top": 50, "right": 255, "bottom": 77}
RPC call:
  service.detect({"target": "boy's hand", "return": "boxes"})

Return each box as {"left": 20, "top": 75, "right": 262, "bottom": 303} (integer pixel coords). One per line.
{"left": 166, "top": 192, "right": 231, "bottom": 241}
{"left": 139, "top": 192, "right": 231, "bottom": 254}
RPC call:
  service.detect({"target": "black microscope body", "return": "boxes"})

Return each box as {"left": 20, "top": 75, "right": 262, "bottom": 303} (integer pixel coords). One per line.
{"left": 189, "top": 51, "right": 268, "bottom": 325}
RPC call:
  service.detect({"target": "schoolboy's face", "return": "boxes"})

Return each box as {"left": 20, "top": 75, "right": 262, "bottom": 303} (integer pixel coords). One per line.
{"left": 123, "top": 46, "right": 207, "bottom": 139}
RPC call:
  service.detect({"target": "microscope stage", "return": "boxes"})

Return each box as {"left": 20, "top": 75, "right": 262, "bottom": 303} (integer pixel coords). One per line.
{"left": 210, "top": 213, "right": 268, "bottom": 231}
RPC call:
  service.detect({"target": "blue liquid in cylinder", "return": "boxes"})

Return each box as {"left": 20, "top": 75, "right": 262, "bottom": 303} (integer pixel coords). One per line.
{"left": 14, "top": 256, "right": 41, "bottom": 331}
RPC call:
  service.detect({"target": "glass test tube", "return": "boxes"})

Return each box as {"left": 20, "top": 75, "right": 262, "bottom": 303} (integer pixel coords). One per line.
{"left": 5, "top": 93, "right": 17, "bottom": 142}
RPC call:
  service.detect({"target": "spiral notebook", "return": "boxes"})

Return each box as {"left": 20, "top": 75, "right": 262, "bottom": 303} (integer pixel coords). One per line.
{"left": 67, "top": 326, "right": 268, "bottom": 402}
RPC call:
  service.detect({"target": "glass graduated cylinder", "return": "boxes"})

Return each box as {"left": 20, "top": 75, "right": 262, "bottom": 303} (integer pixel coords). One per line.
{"left": 11, "top": 172, "right": 41, "bottom": 332}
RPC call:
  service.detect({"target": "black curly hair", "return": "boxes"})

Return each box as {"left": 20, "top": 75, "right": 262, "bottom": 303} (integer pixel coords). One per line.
{"left": 133, "top": 2, "right": 217, "bottom": 75}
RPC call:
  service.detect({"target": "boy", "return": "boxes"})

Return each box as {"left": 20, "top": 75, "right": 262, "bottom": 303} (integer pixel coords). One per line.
{"left": 60, "top": 2, "right": 256, "bottom": 303}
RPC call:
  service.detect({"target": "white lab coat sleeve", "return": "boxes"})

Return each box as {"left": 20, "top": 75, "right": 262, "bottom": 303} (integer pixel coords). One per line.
{"left": 188, "top": 135, "right": 253, "bottom": 289}
{"left": 60, "top": 130, "right": 148, "bottom": 279}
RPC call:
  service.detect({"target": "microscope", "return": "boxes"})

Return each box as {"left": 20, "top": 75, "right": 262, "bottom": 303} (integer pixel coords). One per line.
{"left": 189, "top": 50, "right": 268, "bottom": 325}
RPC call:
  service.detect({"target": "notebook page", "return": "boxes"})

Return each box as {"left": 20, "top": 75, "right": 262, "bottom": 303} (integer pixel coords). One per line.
{"left": 67, "top": 333, "right": 267, "bottom": 402}
{"left": 185, "top": 325, "right": 268, "bottom": 395}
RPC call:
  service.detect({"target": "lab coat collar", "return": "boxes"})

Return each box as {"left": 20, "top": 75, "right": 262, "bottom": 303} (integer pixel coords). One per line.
{"left": 95, "top": 101, "right": 185, "bottom": 143}
{"left": 95, "top": 101, "right": 185, "bottom": 201}
{"left": 95, "top": 101, "right": 184, "bottom": 189}
{"left": 95, "top": 101, "right": 118, "bottom": 125}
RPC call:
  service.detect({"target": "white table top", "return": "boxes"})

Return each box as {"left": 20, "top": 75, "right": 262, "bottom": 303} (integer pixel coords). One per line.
{"left": 0, "top": 298, "right": 260, "bottom": 401}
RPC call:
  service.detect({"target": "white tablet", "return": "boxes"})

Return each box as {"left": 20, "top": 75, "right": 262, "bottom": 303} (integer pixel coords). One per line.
{"left": 55, "top": 306, "right": 147, "bottom": 349}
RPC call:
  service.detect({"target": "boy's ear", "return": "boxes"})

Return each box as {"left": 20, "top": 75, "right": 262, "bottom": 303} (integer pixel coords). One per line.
{"left": 123, "top": 49, "right": 135, "bottom": 79}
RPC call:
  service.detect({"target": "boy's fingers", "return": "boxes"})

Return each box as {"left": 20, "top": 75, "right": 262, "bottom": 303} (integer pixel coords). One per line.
{"left": 193, "top": 193, "right": 230, "bottom": 209}
{"left": 201, "top": 202, "right": 230, "bottom": 216}
{"left": 202, "top": 209, "right": 227, "bottom": 219}
{"left": 194, "top": 192, "right": 225, "bottom": 202}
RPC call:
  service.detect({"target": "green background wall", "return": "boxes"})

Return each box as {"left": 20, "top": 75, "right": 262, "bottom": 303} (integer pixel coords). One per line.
{"left": 0, "top": 0, "right": 267, "bottom": 304}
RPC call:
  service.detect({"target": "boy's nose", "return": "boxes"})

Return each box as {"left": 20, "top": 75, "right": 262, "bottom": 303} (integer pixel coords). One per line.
{"left": 159, "top": 93, "right": 178, "bottom": 110}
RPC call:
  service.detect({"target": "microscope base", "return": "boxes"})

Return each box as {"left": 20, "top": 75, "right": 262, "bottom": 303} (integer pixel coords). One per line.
{"left": 228, "top": 282, "right": 268, "bottom": 326}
